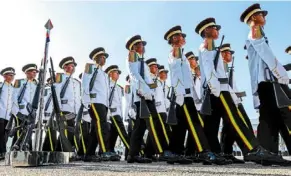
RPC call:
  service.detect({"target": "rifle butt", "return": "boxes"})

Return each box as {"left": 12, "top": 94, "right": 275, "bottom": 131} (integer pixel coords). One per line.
{"left": 139, "top": 98, "right": 150, "bottom": 119}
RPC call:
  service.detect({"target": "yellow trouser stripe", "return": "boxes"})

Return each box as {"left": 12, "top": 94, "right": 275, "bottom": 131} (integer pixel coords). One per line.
{"left": 220, "top": 94, "right": 253, "bottom": 150}
{"left": 288, "top": 106, "right": 291, "bottom": 111}
{"left": 286, "top": 125, "right": 291, "bottom": 135}
{"left": 149, "top": 115, "right": 163, "bottom": 153}
{"left": 91, "top": 104, "right": 106, "bottom": 152}
{"left": 130, "top": 120, "right": 144, "bottom": 154}
{"left": 74, "top": 136, "right": 79, "bottom": 152}
{"left": 48, "top": 128, "right": 54, "bottom": 151}
{"left": 60, "top": 112, "right": 68, "bottom": 138}
{"left": 237, "top": 108, "right": 249, "bottom": 128}
{"left": 157, "top": 113, "right": 169, "bottom": 145}
{"left": 80, "top": 123, "right": 87, "bottom": 154}
{"left": 15, "top": 116, "right": 20, "bottom": 138}
{"left": 112, "top": 117, "right": 130, "bottom": 149}
{"left": 198, "top": 113, "right": 204, "bottom": 127}
{"left": 183, "top": 104, "right": 203, "bottom": 152}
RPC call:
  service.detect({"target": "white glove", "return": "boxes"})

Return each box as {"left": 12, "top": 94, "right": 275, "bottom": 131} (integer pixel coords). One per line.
{"left": 175, "top": 94, "right": 184, "bottom": 106}
{"left": 278, "top": 76, "right": 289, "bottom": 85}
{"left": 144, "top": 93, "right": 152, "bottom": 101}
{"left": 210, "top": 86, "right": 221, "bottom": 97}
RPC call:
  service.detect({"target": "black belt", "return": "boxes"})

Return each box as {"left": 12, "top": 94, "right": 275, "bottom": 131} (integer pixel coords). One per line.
{"left": 44, "top": 112, "right": 51, "bottom": 116}
{"left": 90, "top": 93, "right": 96, "bottom": 98}
{"left": 83, "top": 111, "right": 89, "bottom": 115}
{"left": 185, "top": 88, "right": 191, "bottom": 94}
{"left": 218, "top": 78, "right": 229, "bottom": 84}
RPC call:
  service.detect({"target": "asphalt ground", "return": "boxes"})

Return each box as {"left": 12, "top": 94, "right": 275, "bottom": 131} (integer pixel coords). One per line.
{"left": 1, "top": 158, "right": 291, "bottom": 176}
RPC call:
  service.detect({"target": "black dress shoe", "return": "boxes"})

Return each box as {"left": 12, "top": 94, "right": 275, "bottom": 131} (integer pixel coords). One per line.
{"left": 223, "top": 154, "right": 245, "bottom": 164}
{"left": 83, "top": 155, "right": 101, "bottom": 162}
{"left": 198, "top": 151, "right": 228, "bottom": 165}
{"left": 244, "top": 146, "right": 285, "bottom": 166}
{"left": 0, "top": 153, "right": 5, "bottom": 161}
{"left": 216, "top": 153, "right": 233, "bottom": 165}
{"left": 165, "top": 152, "right": 192, "bottom": 165}
{"left": 127, "top": 155, "right": 152, "bottom": 163}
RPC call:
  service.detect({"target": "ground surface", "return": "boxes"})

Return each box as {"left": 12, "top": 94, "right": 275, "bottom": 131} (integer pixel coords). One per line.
{"left": 1, "top": 158, "right": 291, "bottom": 176}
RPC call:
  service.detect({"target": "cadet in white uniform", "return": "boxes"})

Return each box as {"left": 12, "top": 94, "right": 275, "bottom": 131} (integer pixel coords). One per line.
{"left": 0, "top": 67, "right": 15, "bottom": 160}
{"left": 145, "top": 59, "right": 170, "bottom": 161}
{"left": 158, "top": 66, "right": 170, "bottom": 113}
{"left": 241, "top": 4, "right": 291, "bottom": 165}
{"left": 105, "top": 65, "right": 130, "bottom": 157}
{"left": 164, "top": 25, "right": 218, "bottom": 165}
{"left": 196, "top": 17, "right": 281, "bottom": 165}
{"left": 11, "top": 64, "right": 38, "bottom": 148}
{"left": 54, "top": 57, "right": 81, "bottom": 152}
{"left": 219, "top": 44, "right": 251, "bottom": 164}
{"left": 126, "top": 35, "right": 163, "bottom": 163}
{"left": 82, "top": 47, "right": 117, "bottom": 162}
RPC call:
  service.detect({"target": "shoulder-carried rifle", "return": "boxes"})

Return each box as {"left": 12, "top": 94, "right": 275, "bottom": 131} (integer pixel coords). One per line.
{"left": 60, "top": 73, "right": 72, "bottom": 98}
{"left": 200, "top": 35, "right": 225, "bottom": 115}
{"left": 139, "top": 49, "right": 150, "bottom": 119}
{"left": 50, "top": 57, "right": 72, "bottom": 152}
{"left": 17, "top": 80, "right": 28, "bottom": 104}
{"left": 166, "top": 86, "right": 177, "bottom": 125}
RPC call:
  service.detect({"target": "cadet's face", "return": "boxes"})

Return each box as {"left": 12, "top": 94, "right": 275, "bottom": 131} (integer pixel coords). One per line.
{"left": 110, "top": 71, "right": 119, "bottom": 81}
{"left": 159, "top": 71, "right": 167, "bottom": 80}
{"left": 205, "top": 26, "right": 219, "bottom": 40}
{"left": 253, "top": 13, "right": 266, "bottom": 26}
{"left": 150, "top": 64, "right": 158, "bottom": 74}
{"left": 4, "top": 74, "right": 15, "bottom": 83}
{"left": 221, "top": 51, "right": 232, "bottom": 63}
{"left": 26, "top": 70, "right": 37, "bottom": 80}
{"left": 96, "top": 55, "right": 106, "bottom": 66}
{"left": 64, "top": 63, "right": 75, "bottom": 74}
{"left": 188, "top": 59, "right": 198, "bottom": 69}
{"left": 173, "top": 34, "right": 186, "bottom": 47}
{"left": 135, "top": 42, "right": 144, "bottom": 54}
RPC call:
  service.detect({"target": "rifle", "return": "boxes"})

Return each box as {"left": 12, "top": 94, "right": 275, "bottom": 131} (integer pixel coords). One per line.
{"left": 50, "top": 57, "right": 73, "bottom": 152}
{"left": 139, "top": 49, "right": 150, "bottom": 119}
{"left": 0, "top": 82, "right": 4, "bottom": 98}
{"left": 283, "top": 63, "right": 291, "bottom": 71}
{"left": 89, "top": 65, "right": 99, "bottom": 92}
{"left": 166, "top": 86, "right": 177, "bottom": 125}
{"left": 228, "top": 56, "right": 235, "bottom": 88}
{"left": 74, "top": 104, "right": 84, "bottom": 151}
{"left": 200, "top": 35, "right": 225, "bottom": 115}
{"left": 109, "top": 81, "right": 117, "bottom": 108}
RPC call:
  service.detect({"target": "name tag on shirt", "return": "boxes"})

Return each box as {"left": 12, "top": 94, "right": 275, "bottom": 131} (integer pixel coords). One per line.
{"left": 110, "top": 108, "right": 117, "bottom": 112}
{"left": 19, "top": 105, "right": 25, "bottom": 109}
{"left": 155, "top": 102, "right": 161, "bottom": 106}
{"left": 61, "top": 100, "right": 68, "bottom": 104}
{"left": 90, "top": 93, "right": 96, "bottom": 98}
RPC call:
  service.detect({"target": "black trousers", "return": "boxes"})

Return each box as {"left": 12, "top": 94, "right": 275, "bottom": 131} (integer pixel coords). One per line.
{"left": 185, "top": 111, "right": 204, "bottom": 156}
{"left": 169, "top": 97, "right": 209, "bottom": 155}
{"left": 125, "top": 118, "right": 135, "bottom": 158}
{"left": 203, "top": 91, "right": 259, "bottom": 155}
{"left": 144, "top": 112, "right": 170, "bottom": 157}
{"left": 0, "top": 119, "right": 8, "bottom": 153}
{"left": 11, "top": 114, "right": 32, "bottom": 149}
{"left": 87, "top": 103, "right": 109, "bottom": 155}
{"left": 257, "top": 82, "right": 291, "bottom": 154}
{"left": 220, "top": 103, "right": 254, "bottom": 154}
{"left": 42, "top": 120, "right": 57, "bottom": 152}
{"left": 77, "top": 121, "right": 91, "bottom": 156}
{"left": 56, "top": 116, "right": 75, "bottom": 152}
{"left": 108, "top": 115, "right": 130, "bottom": 152}
{"left": 129, "top": 100, "right": 164, "bottom": 157}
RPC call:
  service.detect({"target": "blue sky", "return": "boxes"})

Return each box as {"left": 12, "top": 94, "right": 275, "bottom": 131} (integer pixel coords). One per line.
{"left": 1, "top": 1, "right": 291, "bottom": 119}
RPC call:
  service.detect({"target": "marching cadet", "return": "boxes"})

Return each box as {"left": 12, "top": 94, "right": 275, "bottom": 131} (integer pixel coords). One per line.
{"left": 11, "top": 64, "right": 38, "bottom": 149}
{"left": 196, "top": 17, "right": 284, "bottom": 165}
{"left": 105, "top": 65, "right": 130, "bottom": 160}
{"left": 145, "top": 58, "right": 170, "bottom": 161}
{"left": 82, "top": 47, "right": 118, "bottom": 162}
{"left": 42, "top": 78, "right": 57, "bottom": 152}
{"left": 157, "top": 65, "right": 170, "bottom": 113}
{"left": 126, "top": 35, "right": 164, "bottom": 163}
{"left": 219, "top": 43, "right": 252, "bottom": 164}
{"left": 184, "top": 52, "right": 204, "bottom": 161}
{"left": 54, "top": 57, "right": 81, "bottom": 152}
{"left": 0, "top": 67, "right": 15, "bottom": 160}
{"left": 164, "top": 25, "right": 226, "bottom": 165}
{"left": 76, "top": 73, "right": 91, "bottom": 160}
{"left": 241, "top": 3, "right": 291, "bottom": 164}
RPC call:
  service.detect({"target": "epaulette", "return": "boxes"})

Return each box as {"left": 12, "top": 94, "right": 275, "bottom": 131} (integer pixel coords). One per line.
{"left": 85, "top": 63, "right": 94, "bottom": 74}
{"left": 128, "top": 51, "right": 138, "bottom": 63}
{"left": 55, "top": 73, "right": 64, "bottom": 83}
{"left": 124, "top": 85, "right": 131, "bottom": 94}
{"left": 172, "top": 47, "right": 182, "bottom": 58}
{"left": 14, "top": 79, "right": 25, "bottom": 88}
